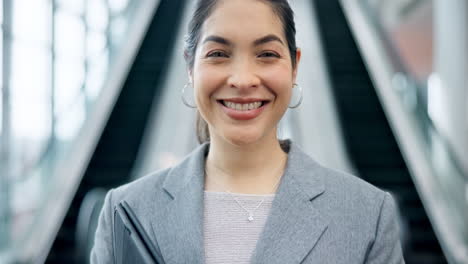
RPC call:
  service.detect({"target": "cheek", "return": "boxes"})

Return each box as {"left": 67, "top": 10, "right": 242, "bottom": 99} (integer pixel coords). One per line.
{"left": 192, "top": 64, "right": 226, "bottom": 125}
{"left": 193, "top": 64, "right": 224, "bottom": 103}
{"left": 261, "top": 65, "right": 293, "bottom": 101}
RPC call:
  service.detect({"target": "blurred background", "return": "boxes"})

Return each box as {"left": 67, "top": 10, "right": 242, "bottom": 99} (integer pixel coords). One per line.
{"left": 0, "top": 0, "right": 466, "bottom": 263}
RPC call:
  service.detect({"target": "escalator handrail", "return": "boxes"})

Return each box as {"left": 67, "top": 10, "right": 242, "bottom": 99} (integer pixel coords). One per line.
{"left": 338, "top": 0, "right": 468, "bottom": 263}
{"left": 12, "top": 1, "right": 163, "bottom": 263}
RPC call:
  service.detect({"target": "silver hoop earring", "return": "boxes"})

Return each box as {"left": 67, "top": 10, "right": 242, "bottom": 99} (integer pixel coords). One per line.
{"left": 288, "top": 83, "right": 303, "bottom": 108}
{"left": 181, "top": 83, "right": 197, "bottom": 108}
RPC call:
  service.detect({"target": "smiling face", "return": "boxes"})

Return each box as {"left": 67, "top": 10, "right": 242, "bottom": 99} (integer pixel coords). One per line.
{"left": 190, "top": 0, "right": 300, "bottom": 147}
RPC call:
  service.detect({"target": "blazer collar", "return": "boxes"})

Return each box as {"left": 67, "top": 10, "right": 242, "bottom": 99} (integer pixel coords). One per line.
{"left": 156, "top": 140, "right": 328, "bottom": 264}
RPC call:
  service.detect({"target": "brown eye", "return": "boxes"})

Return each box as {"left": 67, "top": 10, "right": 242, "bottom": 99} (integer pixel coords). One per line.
{"left": 207, "top": 51, "right": 229, "bottom": 58}
{"left": 259, "top": 51, "right": 280, "bottom": 58}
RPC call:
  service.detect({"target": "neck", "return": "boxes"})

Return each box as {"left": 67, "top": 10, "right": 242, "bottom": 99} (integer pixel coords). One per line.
{"left": 205, "top": 130, "right": 287, "bottom": 194}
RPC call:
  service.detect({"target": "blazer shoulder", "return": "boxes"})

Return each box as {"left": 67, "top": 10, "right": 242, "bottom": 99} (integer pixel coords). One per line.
{"left": 108, "top": 142, "right": 208, "bottom": 208}
{"left": 290, "top": 141, "right": 386, "bottom": 206}
{"left": 110, "top": 167, "right": 172, "bottom": 205}
{"left": 321, "top": 165, "right": 386, "bottom": 200}
{"left": 315, "top": 164, "right": 389, "bottom": 219}
{"left": 311, "top": 164, "right": 401, "bottom": 245}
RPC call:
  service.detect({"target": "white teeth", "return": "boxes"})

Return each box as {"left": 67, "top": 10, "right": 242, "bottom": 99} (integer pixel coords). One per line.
{"left": 223, "top": 101, "right": 263, "bottom": 111}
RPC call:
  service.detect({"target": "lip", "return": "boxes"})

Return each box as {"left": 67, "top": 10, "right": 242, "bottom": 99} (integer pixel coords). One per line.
{"left": 217, "top": 99, "right": 269, "bottom": 121}
{"left": 221, "top": 97, "right": 268, "bottom": 104}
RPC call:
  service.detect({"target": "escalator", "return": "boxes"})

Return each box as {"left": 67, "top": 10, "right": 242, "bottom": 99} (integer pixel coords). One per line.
{"left": 45, "top": 1, "right": 187, "bottom": 263}
{"left": 311, "top": 0, "right": 447, "bottom": 263}
{"left": 17, "top": 0, "right": 464, "bottom": 263}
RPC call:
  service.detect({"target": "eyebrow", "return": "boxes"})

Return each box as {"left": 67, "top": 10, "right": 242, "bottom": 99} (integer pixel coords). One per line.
{"left": 203, "top": 35, "right": 230, "bottom": 45}
{"left": 254, "top": 34, "right": 284, "bottom": 46}
{"left": 202, "top": 34, "right": 284, "bottom": 46}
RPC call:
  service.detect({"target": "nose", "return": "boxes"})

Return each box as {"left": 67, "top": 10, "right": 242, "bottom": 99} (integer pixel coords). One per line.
{"left": 227, "top": 58, "right": 261, "bottom": 91}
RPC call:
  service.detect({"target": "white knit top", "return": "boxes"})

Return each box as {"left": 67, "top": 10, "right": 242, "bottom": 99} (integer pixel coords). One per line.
{"left": 203, "top": 191, "right": 276, "bottom": 264}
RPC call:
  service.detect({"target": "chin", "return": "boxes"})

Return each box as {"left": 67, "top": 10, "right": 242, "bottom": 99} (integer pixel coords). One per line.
{"left": 228, "top": 137, "right": 258, "bottom": 147}
{"left": 223, "top": 130, "right": 265, "bottom": 147}
{"left": 211, "top": 122, "right": 277, "bottom": 147}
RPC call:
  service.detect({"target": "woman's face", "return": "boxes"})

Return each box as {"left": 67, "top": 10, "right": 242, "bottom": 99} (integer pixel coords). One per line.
{"left": 190, "top": 0, "right": 300, "bottom": 146}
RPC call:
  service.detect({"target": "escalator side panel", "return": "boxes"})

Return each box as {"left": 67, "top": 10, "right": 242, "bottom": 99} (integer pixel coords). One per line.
{"left": 311, "top": 0, "right": 446, "bottom": 263}
{"left": 45, "top": 1, "right": 188, "bottom": 263}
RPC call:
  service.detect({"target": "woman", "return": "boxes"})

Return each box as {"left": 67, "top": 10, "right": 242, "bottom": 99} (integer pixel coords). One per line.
{"left": 91, "top": 0, "right": 405, "bottom": 263}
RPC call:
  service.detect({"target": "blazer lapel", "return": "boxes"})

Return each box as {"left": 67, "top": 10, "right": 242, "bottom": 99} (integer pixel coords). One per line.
{"left": 250, "top": 142, "right": 328, "bottom": 264}
{"left": 152, "top": 143, "right": 209, "bottom": 264}
{"left": 151, "top": 141, "right": 328, "bottom": 264}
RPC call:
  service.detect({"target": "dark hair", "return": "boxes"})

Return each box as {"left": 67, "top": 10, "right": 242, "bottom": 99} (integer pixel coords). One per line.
{"left": 184, "top": 0, "right": 297, "bottom": 144}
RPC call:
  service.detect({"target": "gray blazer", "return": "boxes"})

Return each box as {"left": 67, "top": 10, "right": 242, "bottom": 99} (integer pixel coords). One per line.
{"left": 91, "top": 140, "right": 405, "bottom": 263}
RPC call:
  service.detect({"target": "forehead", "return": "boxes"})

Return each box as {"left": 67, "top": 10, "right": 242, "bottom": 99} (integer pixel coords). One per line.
{"left": 201, "top": 0, "right": 284, "bottom": 42}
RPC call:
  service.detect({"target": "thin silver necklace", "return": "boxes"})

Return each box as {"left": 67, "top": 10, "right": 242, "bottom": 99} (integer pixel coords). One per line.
{"left": 205, "top": 164, "right": 285, "bottom": 222}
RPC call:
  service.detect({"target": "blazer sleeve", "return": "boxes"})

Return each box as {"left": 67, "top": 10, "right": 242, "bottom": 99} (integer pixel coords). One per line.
{"left": 90, "top": 189, "right": 115, "bottom": 264}
{"left": 365, "top": 192, "right": 405, "bottom": 264}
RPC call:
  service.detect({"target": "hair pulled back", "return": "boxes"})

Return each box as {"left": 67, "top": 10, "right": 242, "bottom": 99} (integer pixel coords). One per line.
{"left": 184, "top": 0, "right": 297, "bottom": 144}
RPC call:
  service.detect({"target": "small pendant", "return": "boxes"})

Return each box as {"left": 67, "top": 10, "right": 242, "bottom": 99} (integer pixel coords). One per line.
{"left": 248, "top": 214, "right": 254, "bottom": 222}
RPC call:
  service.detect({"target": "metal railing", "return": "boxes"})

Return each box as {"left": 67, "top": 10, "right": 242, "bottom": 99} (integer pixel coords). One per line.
{"left": 339, "top": 0, "right": 468, "bottom": 263}
{"left": 0, "top": 0, "right": 161, "bottom": 263}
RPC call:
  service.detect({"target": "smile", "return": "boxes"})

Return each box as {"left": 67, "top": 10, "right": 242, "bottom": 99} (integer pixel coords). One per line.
{"left": 217, "top": 99, "right": 270, "bottom": 121}
{"left": 222, "top": 101, "right": 263, "bottom": 111}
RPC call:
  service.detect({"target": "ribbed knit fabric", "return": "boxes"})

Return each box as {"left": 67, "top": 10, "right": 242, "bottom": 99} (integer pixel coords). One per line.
{"left": 203, "top": 191, "right": 275, "bottom": 264}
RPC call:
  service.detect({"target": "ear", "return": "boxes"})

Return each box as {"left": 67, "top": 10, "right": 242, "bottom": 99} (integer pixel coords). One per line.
{"left": 292, "top": 48, "right": 302, "bottom": 82}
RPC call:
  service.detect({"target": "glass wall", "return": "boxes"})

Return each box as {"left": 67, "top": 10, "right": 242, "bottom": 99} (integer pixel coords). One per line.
{"left": 364, "top": 0, "right": 433, "bottom": 81}
{"left": 357, "top": 0, "right": 468, "bottom": 262}
{"left": 0, "top": 0, "right": 141, "bottom": 261}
